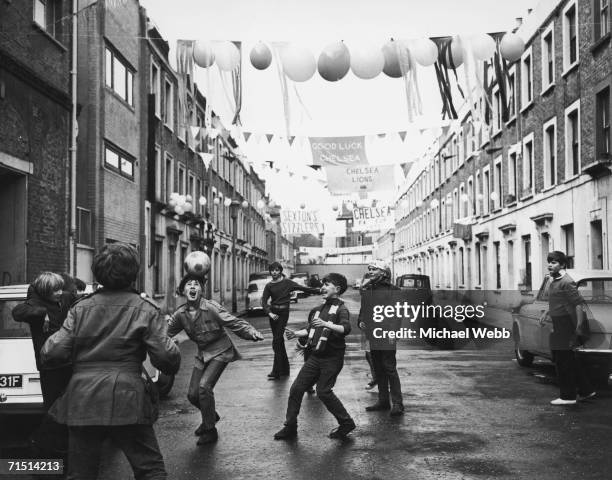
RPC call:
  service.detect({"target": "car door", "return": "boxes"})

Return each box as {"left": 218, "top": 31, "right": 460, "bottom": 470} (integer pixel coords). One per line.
{"left": 517, "top": 276, "right": 552, "bottom": 355}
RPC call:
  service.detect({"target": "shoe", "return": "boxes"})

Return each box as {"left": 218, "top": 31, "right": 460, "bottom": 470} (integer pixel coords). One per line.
{"left": 274, "top": 424, "right": 297, "bottom": 440}
{"left": 577, "top": 391, "right": 596, "bottom": 401}
{"left": 329, "top": 419, "right": 356, "bottom": 439}
{"left": 196, "top": 427, "right": 218, "bottom": 445}
{"left": 365, "top": 381, "right": 377, "bottom": 390}
{"left": 194, "top": 412, "right": 221, "bottom": 436}
{"left": 279, "top": 372, "right": 290, "bottom": 377}
{"left": 267, "top": 373, "right": 279, "bottom": 378}
{"left": 550, "top": 398, "right": 577, "bottom": 405}
{"left": 268, "top": 375, "right": 280, "bottom": 380}
{"left": 365, "top": 402, "right": 391, "bottom": 412}
{"left": 390, "top": 404, "right": 405, "bottom": 416}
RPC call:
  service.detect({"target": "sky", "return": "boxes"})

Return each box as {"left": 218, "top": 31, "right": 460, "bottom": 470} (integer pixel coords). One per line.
{"left": 138, "top": 0, "right": 537, "bottom": 237}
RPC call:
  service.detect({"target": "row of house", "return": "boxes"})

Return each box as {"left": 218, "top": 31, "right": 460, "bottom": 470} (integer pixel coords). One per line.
{"left": 0, "top": 0, "right": 294, "bottom": 311}
{"left": 375, "top": 0, "right": 611, "bottom": 309}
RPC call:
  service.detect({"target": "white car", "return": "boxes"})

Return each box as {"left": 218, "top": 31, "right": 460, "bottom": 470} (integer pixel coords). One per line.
{"left": 0, "top": 284, "right": 44, "bottom": 414}
{"left": 246, "top": 274, "right": 297, "bottom": 314}
{"left": 513, "top": 269, "right": 612, "bottom": 386}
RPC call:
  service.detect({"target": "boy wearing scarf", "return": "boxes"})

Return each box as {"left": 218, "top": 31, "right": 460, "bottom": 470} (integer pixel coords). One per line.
{"left": 274, "top": 273, "right": 356, "bottom": 440}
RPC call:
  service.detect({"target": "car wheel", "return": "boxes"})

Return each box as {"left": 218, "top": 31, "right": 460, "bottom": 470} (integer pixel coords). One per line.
{"left": 156, "top": 373, "right": 175, "bottom": 398}
{"left": 515, "top": 348, "right": 534, "bottom": 367}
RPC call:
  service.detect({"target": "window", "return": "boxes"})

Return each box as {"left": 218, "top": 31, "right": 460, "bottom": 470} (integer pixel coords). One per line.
{"left": 493, "top": 87, "right": 502, "bottom": 133}
{"left": 522, "top": 235, "right": 532, "bottom": 290}
{"left": 460, "top": 183, "right": 467, "bottom": 218}
{"left": 596, "top": 87, "right": 610, "bottom": 159}
{"left": 521, "top": 48, "right": 533, "bottom": 108}
{"left": 541, "top": 25, "right": 555, "bottom": 90}
{"left": 565, "top": 100, "right": 581, "bottom": 178}
{"left": 34, "top": 0, "right": 61, "bottom": 38}
{"left": 475, "top": 171, "right": 481, "bottom": 216}
{"left": 562, "top": 224, "right": 575, "bottom": 268}
{"left": 76, "top": 207, "right": 92, "bottom": 246}
{"left": 563, "top": 2, "right": 579, "bottom": 70}
{"left": 164, "top": 153, "right": 174, "bottom": 202}
{"left": 154, "top": 146, "right": 162, "bottom": 202}
{"left": 163, "top": 78, "right": 174, "bottom": 129}
{"left": 508, "top": 149, "right": 518, "bottom": 199}
{"left": 594, "top": 0, "right": 610, "bottom": 40}
{"left": 467, "top": 177, "right": 474, "bottom": 217}
{"left": 177, "top": 164, "right": 186, "bottom": 195}
{"left": 494, "top": 158, "right": 502, "bottom": 210}
{"left": 196, "top": 178, "right": 202, "bottom": 215}
{"left": 151, "top": 61, "right": 161, "bottom": 117}
{"left": 188, "top": 174, "right": 195, "bottom": 209}
{"left": 507, "top": 66, "right": 517, "bottom": 120}
{"left": 494, "top": 241, "right": 501, "bottom": 289}
{"left": 105, "top": 47, "right": 134, "bottom": 106}
{"left": 153, "top": 240, "right": 163, "bottom": 295}
{"left": 522, "top": 134, "right": 534, "bottom": 195}
{"left": 104, "top": 143, "right": 134, "bottom": 179}
{"left": 543, "top": 118, "right": 557, "bottom": 188}
{"left": 483, "top": 167, "right": 490, "bottom": 215}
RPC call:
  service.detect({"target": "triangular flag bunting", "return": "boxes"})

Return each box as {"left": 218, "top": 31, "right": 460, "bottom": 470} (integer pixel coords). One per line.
{"left": 377, "top": 133, "right": 386, "bottom": 138}
{"left": 274, "top": 167, "right": 281, "bottom": 173}
{"left": 400, "top": 162, "right": 413, "bottom": 178}
{"left": 399, "top": 131, "right": 407, "bottom": 142}
{"left": 266, "top": 134, "right": 274, "bottom": 143}
{"left": 190, "top": 126, "right": 200, "bottom": 140}
{"left": 308, "top": 165, "right": 322, "bottom": 171}
{"left": 199, "top": 152, "right": 214, "bottom": 170}
{"left": 243, "top": 131, "right": 252, "bottom": 142}
{"left": 288, "top": 136, "right": 296, "bottom": 146}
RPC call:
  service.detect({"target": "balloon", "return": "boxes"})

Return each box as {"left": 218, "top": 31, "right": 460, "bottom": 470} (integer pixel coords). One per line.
{"left": 300, "top": 203, "right": 306, "bottom": 209}
{"left": 184, "top": 202, "right": 193, "bottom": 212}
{"left": 175, "top": 205, "right": 185, "bottom": 215}
{"left": 168, "top": 198, "right": 177, "bottom": 208}
{"left": 500, "top": 32, "right": 525, "bottom": 62}
{"left": 382, "top": 40, "right": 403, "bottom": 78}
{"left": 242, "top": 200, "right": 249, "bottom": 208}
{"left": 184, "top": 250, "right": 211, "bottom": 278}
{"left": 349, "top": 44, "right": 384, "bottom": 79}
{"left": 411, "top": 38, "right": 438, "bottom": 67}
{"left": 193, "top": 40, "right": 215, "bottom": 68}
{"left": 439, "top": 36, "right": 464, "bottom": 67}
{"left": 317, "top": 42, "right": 350, "bottom": 81}
{"left": 178, "top": 195, "right": 186, "bottom": 205}
{"left": 471, "top": 33, "right": 496, "bottom": 61}
{"left": 214, "top": 41, "right": 240, "bottom": 71}
{"left": 257, "top": 199, "right": 265, "bottom": 209}
{"left": 269, "top": 200, "right": 276, "bottom": 207}
{"left": 280, "top": 44, "right": 316, "bottom": 82}
{"left": 250, "top": 42, "right": 272, "bottom": 70}
{"left": 185, "top": 194, "right": 193, "bottom": 203}
{"left": 198, "top": 196, "right": 207, "bottom": 206}
{"left": 332, "top": 204, "right": 339, "bottom": 211}
{"left": 213, "top": 197, "right": 220, "bottom": 205}
{"left": 223, "top": 197, "right": 232, "bottom": 207}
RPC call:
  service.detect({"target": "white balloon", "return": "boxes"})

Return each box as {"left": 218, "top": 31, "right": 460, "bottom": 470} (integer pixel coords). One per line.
{"left": 242, "top": 200, "right": 249, "bottom": 209}
{"left": 280, "top": 44, "right": 316, "bottom": 82}
{"left": 198, "top": 196, "right": 207, "bottom": 206}
{"left": 471, "top": 33, "right": 496, "bottom": 61}
{"left": 411, "top": 38, "right": 438, "bottom": 67}
{"left": 214, "top": 41, "right": 240, "bottom": 71}
{"left": 184, "top": 202, "right": 193, "bottom": 212}
{"left": 175, "top": 205, "right": 185, "bottom": 215}
{"left": 213, "top": 197, "right": 220, "bottom": 205}
{"left": 185, "top": 194, "right": 193, "bottom": 203}
{"left": 257, "top": 199, "right": 265, "bottom": 209}
{"left": 349, "top": 44, "right": 384, "bottom": 79}
{"left": 193, "top": 40, "right": 215, "bottom": 68}
{"left": 224, "top": 197, "right": 232, "bottom": 207}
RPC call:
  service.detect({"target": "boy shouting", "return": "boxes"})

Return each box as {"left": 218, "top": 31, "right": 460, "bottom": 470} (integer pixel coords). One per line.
{"left": 274, "top": 273, "right": 356, "bottom": 440}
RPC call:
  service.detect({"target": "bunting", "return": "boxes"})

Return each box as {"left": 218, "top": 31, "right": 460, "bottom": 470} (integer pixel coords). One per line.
{"left": 199, "top": 152, "right": 214, "bottom": 170}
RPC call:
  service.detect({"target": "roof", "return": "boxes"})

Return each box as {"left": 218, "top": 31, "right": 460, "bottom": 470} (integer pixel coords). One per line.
{"left": 566, "top": 270, "right": 612, "bottom": 282}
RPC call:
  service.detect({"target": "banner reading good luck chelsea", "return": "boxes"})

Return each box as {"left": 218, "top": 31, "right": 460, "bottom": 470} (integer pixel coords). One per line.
{"left": 309, "top": 136, "right": 368, "bottom": 166}
{"left": 326, "top": 164, "right": 395, "bottom": 195}
{"left": 280, "top": 210, "right": 324, "bottom": 235}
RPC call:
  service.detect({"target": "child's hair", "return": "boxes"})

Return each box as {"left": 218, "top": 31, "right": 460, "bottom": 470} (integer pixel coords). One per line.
{"left": 322, "top": 273, "right": 347, "bottom": 295}
{"left": 177, "top": 274, "right": 207, "bottom": 296}
{"left": 547, "top": 250, "right": 568, "bottom": 268}
{"left": 269, "top": 261, "right": 283, "bottom": 273}
{"left": 32, "top": 272, "right": 64, "bottom": 300}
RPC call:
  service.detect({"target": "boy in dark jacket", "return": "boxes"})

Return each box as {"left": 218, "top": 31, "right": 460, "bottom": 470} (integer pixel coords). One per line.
{"left": 274, "top": 273, "right": 355, "bottom": 440}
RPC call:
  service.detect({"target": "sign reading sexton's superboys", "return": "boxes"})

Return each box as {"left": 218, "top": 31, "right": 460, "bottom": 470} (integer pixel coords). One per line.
{"left": 352, "top": 205, "right": 395, "bottom": 232}
{"left": 280, "top": 210, "right": 324, "bottom": 235}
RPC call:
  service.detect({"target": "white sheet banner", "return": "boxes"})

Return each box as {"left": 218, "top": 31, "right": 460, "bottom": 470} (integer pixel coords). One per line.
{"left": 351, "top": 205, "right": 395, "bottom": 232}
{"left": 280, "top": 210, "right": 324, "bottom": 235}
{"left": 309, "top": 136, "right": 368, "bottom": 166}
{"left": 325, "top": 164, "right": 395, "bottom": 195}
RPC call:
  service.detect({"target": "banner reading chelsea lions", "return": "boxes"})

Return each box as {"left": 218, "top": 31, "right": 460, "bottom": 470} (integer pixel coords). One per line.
{"left": 309, "top": 136, "right": 368, "bottom": 166}
{"left": 281, "top": 210, "right": 324, "bottom": 235}
{"left": 325, "top": 164, "right": 395, "bottom": 195}
{"left": 352, "top": 205, "right": 395, "bottom": 232}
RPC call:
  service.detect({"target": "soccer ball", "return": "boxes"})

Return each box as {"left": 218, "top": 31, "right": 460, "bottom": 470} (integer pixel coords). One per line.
{"left": 184, "top": 251, "right": 211, "bottom": 278}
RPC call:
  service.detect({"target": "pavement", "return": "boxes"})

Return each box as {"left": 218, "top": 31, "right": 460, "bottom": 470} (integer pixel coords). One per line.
{"left": 3, "top": 290, "right": 612, "bottom": 479}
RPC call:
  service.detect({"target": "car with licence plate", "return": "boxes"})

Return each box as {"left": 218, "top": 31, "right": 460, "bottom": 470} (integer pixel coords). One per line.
{"left": 512, "top": 269, "right": 612, "bottom": 385}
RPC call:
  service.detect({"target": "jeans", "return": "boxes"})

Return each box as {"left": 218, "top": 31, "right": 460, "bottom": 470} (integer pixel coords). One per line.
{"left": 270, "top": 312, "right": 290, "bottom": 375}
{"left": 554, "top": 349, "right": 593, "bottom": 400}
{"left": 187, "top": 357, "right": 227, "bottom": 430}
{"left": 285, "top": 353, "right": 352, "bottom": 427}
{"left": 68, "top": 425, "right": 166, "bottom": 480}
{"left": 371, "top": 349, "right": 403, "bottom": 406}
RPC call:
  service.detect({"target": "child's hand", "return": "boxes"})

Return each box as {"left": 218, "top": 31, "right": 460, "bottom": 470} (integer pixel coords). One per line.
{"left": 312, "top": 318, "right": 328, "bottom": 328}
{"left": 268, "top": 312, "right": 279, "bottom": 321}
{"left": 285, "top": 328, "right": 296, "bottom": 339}
{"left": 252, "top": 331, "right": 264, "bottom": 341}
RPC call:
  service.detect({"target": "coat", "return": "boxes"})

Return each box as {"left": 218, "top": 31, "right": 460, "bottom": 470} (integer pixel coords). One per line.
{"left": 40, "top": 289, "right": 181, "bottom": 426}
{"left": 168, "top": 299, "right": 259, "bottom": 363}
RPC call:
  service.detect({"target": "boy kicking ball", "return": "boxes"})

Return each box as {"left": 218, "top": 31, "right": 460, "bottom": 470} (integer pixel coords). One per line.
{"left": 274, "top": 273, "right": 356, "bottom": 440}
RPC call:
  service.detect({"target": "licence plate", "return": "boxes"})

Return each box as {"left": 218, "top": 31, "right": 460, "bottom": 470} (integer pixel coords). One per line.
{"left": 0, "top": 374, "right": 23, "bottom": 388}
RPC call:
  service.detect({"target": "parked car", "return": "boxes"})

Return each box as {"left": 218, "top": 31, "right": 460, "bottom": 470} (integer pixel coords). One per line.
{"left": 353, "top": 278, "right": 362, "bottom": 290}
{"left": 246, "top": 272, "right": 297, "bottom": 315}
{"left": 396, "top": 274, "right": 433, "bottom": 304}
{"left": 290, "top": 272, "right": 310, "bottom": 298}
{"left": 512, "top": 269, "right": 612, "bottom": 386}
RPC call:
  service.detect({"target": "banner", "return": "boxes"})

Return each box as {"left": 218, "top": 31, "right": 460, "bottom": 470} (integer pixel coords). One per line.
{"left": 325, "top": 164, "right": 395, "bottom": 195}
{"left": 352, "top": 205, "right": 395, "bottom": 232}
{"left": 280, "top": 210, "right": 324, "bottom": 235}
{"left": 309, "top": 136, "right": 368, "bottom": 166}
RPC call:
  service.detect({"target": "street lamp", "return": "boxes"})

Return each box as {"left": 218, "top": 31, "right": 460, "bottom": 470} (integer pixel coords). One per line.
{"left": 390, "top": 231, "right": 396, "bottom": 283}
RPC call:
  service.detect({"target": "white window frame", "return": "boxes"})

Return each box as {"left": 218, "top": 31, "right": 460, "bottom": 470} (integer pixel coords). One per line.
{"left": 564, "top": 99, "right": 581, "bottom": 179}
{"left": 163, "top": 77, "right": 174, "bottom": 131}
{"left": 507, "top": 143, "right": 520, "bottom": 199}
{"left": 105, "top": 46, "right": 134, "bottom": 106}
{"left": 104, "top": 143, "right": 135, "bottom": 180}
{"left": 493, "top": 156, "right": 502, "bottom": 210}
{"left": 154, "top": 145, "right": 162, "bottom": 202}
{"left": 151, "top": 60, "right": 161, "bottom": 118}
{"left": 506, "top": 65, "right": 517, "bottom": 123}
{"left": 520, "top": 46, "right": 534, "bottom": 111}
{"left": 492, "top": 85, "right": 502, "bottom": 134}
{"left": 522, "top": 132, "right": 535, "bottom": 196}
{"left": 177, "top": 163, "right": 186, "bottom": 195}
{"left": 540, "top": 23, "right": 555, "bottom": 92}
{"left": 542, "top": 116, "right": 557, "bottom": 189}
{"left": 482, "top": 165, "right": 491, "bottom": 215}
{"left": 164, "top": 152, "right": 174, "bottom": 202}
{"left": 562, "top": 0, "right": 579, "bottom": 73}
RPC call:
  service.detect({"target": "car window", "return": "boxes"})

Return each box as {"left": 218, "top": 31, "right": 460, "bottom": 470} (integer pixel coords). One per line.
{"left": 247, "top": 283, "right": 258, "bottom": 293}
{"left": 1, "top": 300, "right": 31, "bottom": 338}
{"left": 578, "top": 279, "right": 612, "bottom": 304}
{"left": 536, "top": 276, "right": 553, "bottom": 302}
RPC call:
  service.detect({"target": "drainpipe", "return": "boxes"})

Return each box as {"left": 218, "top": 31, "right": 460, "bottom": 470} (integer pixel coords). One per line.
{"left": 69, "top": 0, "right": 78, "bottom": 276}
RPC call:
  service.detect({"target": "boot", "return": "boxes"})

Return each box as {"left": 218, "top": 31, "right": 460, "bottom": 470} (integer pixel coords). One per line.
{"left": 274, "top": 424, "right": 297, "bottom": 440}
{"left": 389, "top": 404, "right": 405, "bottom": 416}
{"left": 197, "top": 427, "right": 218, "bottom": 445}
{"left": 365, "top": 401, "right": 390, "bottom": 411}
{"left": 329, "top": 419, "right": 356, "bottom": 439}
{"left": 194, "top": 412, "right": 221, "bottom": 435}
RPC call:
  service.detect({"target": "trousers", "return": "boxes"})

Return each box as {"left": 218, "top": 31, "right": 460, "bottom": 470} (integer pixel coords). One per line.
{"left": 371, "top": 349, "right": 403, "bottom": 406}
{"left": 553, "top": 349, "right": 593, "bottom": 400}
{"left": 269, "top": 312, "right": 290, "bottom": 375}
{"left": 187, "top": 357, "right": 227, "bottom": 430}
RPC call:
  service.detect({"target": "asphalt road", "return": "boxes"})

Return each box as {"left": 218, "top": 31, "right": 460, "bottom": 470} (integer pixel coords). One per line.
{"left": 2, "top": 289, "right": 612, "bottom": 479}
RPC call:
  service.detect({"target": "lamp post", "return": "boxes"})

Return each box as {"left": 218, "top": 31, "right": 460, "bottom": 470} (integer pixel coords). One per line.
{"left": 202, "top": 218, "right": 216, "bottom": 300}
{"left": 390, "top": 231, "right": 396, "bottom": 283}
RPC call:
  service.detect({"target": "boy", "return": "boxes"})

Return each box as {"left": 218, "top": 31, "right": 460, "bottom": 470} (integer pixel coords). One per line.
{"left": 274, "top": 273, "right": 356, "bottom": 440}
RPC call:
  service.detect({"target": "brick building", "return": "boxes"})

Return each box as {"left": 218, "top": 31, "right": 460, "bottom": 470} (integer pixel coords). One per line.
{"left": 0, "top": 0, "right": 72, "bottom": 284}
{"left": 382, "top": 0, "right": 611, "bottom": 310}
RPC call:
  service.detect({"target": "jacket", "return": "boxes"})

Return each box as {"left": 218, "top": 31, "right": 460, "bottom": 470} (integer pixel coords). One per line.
{"left": 358, "top": 280, "right": 401, "bottom": 347}
{"left": 40, "top": 289, "right": 181, "bottom": 426}
{"left": 305, "top": 298, "right": 351, "bottom": 357}
{"left": 168, "top": 299, "right": 259, "bottom": 362}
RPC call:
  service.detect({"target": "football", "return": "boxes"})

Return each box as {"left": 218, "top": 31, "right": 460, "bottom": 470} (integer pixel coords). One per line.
{"left": 184, "top": 251, "right": 211, "bottom": 278}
